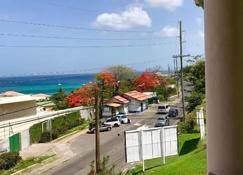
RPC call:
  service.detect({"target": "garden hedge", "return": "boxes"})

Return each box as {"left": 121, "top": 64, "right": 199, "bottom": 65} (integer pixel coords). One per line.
{"left": 30, "top": 112, "right": 84, "bottom": 143}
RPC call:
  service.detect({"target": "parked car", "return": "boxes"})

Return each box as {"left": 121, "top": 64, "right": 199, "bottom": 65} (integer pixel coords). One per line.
{"left": 168, "top": 108, "right": 179, "bottom": 117}
{"left": 157, "top": 104, "right": 170, "bottom": 114}
{"left": 104, "top": 117, "right": 121, "bottom": 127}
{"left": 117, "top": 114, "right": 131, "bottom": 124}
{"left": 89, "top": 123, "right": 112, "bottom": 133}
{"left": 154, "top": 116, "right": 169, "bottom": 127}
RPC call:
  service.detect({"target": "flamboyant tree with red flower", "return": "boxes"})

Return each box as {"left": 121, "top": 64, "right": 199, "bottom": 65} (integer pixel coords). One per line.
{"left": 95, "top": 72, "right": 118, "bottom": 87}
{"left": 66, "top": 83, "right": 97, "bottom": 107}
{"left": 133, "top": 72, "right": 167, "bottom": 92}
{"left": 67, "top": 72, "right": 118, "bottom": 107}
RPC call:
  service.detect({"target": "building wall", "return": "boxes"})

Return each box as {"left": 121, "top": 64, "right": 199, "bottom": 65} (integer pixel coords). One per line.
{"left": 0, "top": 101, "right": 37, "bottom": 121}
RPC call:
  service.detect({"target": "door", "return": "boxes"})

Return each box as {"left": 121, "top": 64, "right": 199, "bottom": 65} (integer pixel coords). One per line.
{"left": 9, "top": 133, "right": 20, "bottom": 152}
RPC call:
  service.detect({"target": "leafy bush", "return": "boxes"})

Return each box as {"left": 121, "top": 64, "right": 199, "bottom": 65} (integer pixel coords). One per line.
{"left": 178, "top": 112, "right": 198, "bottom": 134}
{"left": 30, "top": 112, "right": 84, "bottom": 143}
{"left": 39, "top": 131, "right": 58, "bottom": 143}
{"left": 0, "top": 152, "right": 22, "bottom": 170}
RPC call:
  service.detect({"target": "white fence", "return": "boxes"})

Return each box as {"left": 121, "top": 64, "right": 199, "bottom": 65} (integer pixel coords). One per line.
{"left": 125, "top": 126, "right": 178, "bottom": 166}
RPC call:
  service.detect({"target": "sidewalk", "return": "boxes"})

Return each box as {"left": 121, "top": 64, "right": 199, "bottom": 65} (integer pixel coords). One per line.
{"left": 19, "top": 129, "right": 88, "bottom": 175}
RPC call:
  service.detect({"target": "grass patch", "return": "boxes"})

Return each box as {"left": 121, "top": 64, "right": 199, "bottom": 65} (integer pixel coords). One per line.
{"left": 0, "top": 155, "right": 53, "bottom": 175}
{"left": 128, "top": 133, "right": 207, "bottom": 175}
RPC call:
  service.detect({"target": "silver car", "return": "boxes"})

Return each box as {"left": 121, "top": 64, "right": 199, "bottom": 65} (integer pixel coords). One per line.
{"left": 154, "top": 116, "right": 169, "bottom": 127}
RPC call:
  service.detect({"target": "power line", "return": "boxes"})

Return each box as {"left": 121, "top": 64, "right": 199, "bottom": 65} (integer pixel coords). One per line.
{"left": 0, "top": 43, "right": 166, "bottom": 49}
{"left": 0, "top": 33, "right": 165, "bottom": 41}
{"left": 0, "top": 19, "right": 156, "bottom": 34}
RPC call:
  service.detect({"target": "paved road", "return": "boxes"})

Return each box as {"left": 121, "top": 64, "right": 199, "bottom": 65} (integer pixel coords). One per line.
{"left": 46, "top": 106, "right": 180, "bottom": 175}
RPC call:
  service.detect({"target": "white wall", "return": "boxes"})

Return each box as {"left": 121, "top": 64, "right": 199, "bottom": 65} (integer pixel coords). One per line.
{"left": 0, "top": 101, "right": 37, "bottom": 121}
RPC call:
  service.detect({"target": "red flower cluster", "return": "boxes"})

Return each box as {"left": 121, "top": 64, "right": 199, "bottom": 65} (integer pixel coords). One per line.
{"left": 133, "top": 72, "right": 166, "bottom": 92}
{"left": 96, "top": 72, "right": 118, "bottom": 87}
{"left": 66, "top": 83, "right": 97, "bottom": 107}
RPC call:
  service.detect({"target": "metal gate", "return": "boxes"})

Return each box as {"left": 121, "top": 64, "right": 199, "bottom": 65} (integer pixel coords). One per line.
{"left": 9, "top": 133, "right": 20, "bottom": 152}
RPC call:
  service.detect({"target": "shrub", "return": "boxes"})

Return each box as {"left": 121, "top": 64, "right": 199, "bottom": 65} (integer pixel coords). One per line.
{"left": 0, "top": 152, "right": 22, "bottom": 170}
{"left": 30, "top": 112, "right": 84, "bottom": 143}
{"left": 39, "top": 131, "right": 58, "bottom": 143}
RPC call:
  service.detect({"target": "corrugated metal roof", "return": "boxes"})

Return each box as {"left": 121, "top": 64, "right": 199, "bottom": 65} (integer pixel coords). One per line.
{"left": 106, "top": 102, "right": 122, "bottom": 108}
{"left": 123, "top": 90, "right": 150, "bottom": 101}
{"left": 113, "top": 95, "right": 129, "bottom": 104}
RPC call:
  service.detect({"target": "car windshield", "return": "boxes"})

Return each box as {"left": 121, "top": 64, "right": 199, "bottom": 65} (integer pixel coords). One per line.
{"left": 158, "top": 106, "right": 165, "bottom": 109}
{"left": 121, "top": 116, "right": 127, "bottom": 118}
{"left": 158, "top": 117, "right": 165, "bottom": 120}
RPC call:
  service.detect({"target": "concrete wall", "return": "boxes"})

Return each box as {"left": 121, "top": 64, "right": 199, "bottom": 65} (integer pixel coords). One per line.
{"left": 128, "top": 99, "right": 147, "bottom": 113}
{"left": 0, "top": 101, "right": 37, "bottom": 121}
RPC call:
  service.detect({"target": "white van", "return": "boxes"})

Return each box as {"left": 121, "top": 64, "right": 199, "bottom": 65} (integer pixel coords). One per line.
{"left": 157, "top": 104, "right": 170, "bottom": 114}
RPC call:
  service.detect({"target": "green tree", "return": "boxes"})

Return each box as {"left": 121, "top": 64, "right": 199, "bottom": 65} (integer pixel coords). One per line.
{"left": 50, "top": 88, "right": 68, "bottom": 110}
{"left": 104, "top": 65, "right": 135, "bottom": 80}
{"left": 195, "top": 0, "right": 204, "bottom": 8}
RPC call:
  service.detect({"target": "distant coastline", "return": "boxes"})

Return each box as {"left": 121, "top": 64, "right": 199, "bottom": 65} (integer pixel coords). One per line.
{"left": 0, "top": 74, "right": 95, "bottom": 95}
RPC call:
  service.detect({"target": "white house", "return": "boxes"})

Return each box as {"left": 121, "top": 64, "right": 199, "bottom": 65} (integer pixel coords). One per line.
{"left": 102, "top": 95, "right": 129, "bottom": 117}
{"left": 0, "top": 95, "right": 37, "bottom": 121}
{"left": 123, "top": 91, "right": 150, "bottom": 113}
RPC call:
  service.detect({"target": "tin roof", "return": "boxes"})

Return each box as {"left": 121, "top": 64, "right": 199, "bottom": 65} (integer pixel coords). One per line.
{"left": 106, "top": 102, "right": 122, "bottom": 108}
{"left": 123, "top": 90, "right": 150, "bottom": 101}
{"left": 112, "top": 95, "right": 129, "bottom": 104}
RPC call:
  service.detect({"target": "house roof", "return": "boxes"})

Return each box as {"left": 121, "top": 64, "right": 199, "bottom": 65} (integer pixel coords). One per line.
{"left": 31, "top": 93, "right": 50, "bottom": 100}
{"left": 0, "top": 95, "right": 35, "bottom": 105}
{"left": 112, "top": 95, "right": 129, "bottom": 104}
{"left": 106, "top": 102, "right": 122, "bottom": 108}
{"left": 32, "top": 93, "right": 50, "bottom": 98}
{"left": 0, "top": 91, "right": 25, "bottom": 97}
{"left": 123, "top": 90, "right": 150, "bottom": 101}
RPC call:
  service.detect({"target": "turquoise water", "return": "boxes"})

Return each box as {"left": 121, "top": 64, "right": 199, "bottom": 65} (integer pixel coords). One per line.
{"left": 0, "top": 74, "right": 95, "bottom": 95}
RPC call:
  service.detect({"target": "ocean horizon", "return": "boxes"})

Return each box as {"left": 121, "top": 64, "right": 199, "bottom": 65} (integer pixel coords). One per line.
{"left": 0, "top": 74, "right": 95, "bottom": 95}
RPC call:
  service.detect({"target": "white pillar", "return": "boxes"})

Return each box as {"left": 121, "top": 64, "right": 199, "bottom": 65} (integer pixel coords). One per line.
{"left": 205, "top": 0, "right": 243, "bottom": 174}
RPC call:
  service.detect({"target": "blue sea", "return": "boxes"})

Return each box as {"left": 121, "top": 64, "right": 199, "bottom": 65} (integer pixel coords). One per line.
{"left": 0, "top": 74, "right": 95, "bottom": 95}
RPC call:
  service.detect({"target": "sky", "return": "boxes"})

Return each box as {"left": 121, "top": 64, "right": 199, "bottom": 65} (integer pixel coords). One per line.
{"left": 0, "top": 0, "right": 204, "bottom": 77}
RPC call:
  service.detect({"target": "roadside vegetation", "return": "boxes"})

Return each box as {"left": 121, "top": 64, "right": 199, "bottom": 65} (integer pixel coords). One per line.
{"left": 30, "top": 112, "right": 88, "bottom": 143}
{"left": 0, "top": 153, "right": 52, "bottom": 175}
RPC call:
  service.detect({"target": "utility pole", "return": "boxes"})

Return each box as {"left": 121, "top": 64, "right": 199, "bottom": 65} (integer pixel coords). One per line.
{"left": 95, "top": 88, "right": 101, "bottom": 174}
{"left": 172, "top": 21, "right": 191, "bottom": 119}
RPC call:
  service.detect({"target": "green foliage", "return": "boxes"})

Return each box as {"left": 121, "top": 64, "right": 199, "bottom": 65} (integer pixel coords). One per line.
{"left": 178, "top": 111, "right": 198, "bottom": 134}
{"left": 30, "top": 112, "right": 84, "bottom": 143}
{"left": 88, "top": 156, "right": 122, "bottom": 175}
{"left": 183, "top": 60, "right": 205, "bottom": 112}
{"left": 39, "top": 131, "right": 58, "bottom": 143}
{"left": 185, "top": 92, "right": 204, "bottom": 113}
{"left": 50, "top": 88, "right": 69, "bottom": 110}
{"left": 0, "top": 152, "right": 21, "bottom": 170}
{"left": 154, "top": 86, "right": 176, "bottom": 102}
{"left": 118, "top": 79, "right": 134, "bottom": 94}
{"left": 105, "top": 65, "right": 135, "bottom": 80}
{"left": 195, "top": 0, "right": 204, "bottom": 8}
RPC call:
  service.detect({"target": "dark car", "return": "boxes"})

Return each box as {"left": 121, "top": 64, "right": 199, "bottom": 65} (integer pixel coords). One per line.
{"left": 168, "top": 108, "right": 178, "bottom": 117}
{"left": 89, "top": 123, "right": 112, "bottom": 133}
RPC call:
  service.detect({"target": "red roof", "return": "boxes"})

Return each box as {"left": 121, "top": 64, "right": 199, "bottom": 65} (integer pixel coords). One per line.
{"left": 112, "top": 95, "right": 129, "bottom": 104}
{"left": 123, "top": 90, "right": 150, "bottom": 101}
{"left": 106, "top": 102, "right": 122, "bottom": 108}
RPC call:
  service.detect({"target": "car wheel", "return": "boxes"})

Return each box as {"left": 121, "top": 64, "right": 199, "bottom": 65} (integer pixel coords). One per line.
{"left": 114, "top": 123, "right": 119, "bottom": 127}
{"left": 107, "top": 127, "right": 111, "bottom": 131}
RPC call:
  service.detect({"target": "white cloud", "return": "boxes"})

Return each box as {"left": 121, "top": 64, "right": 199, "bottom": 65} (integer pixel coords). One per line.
{"left": 157, "top": 26, "right": 179, "bottom": 37}
{"left": 145, "top": 0, "right": 183, "bottom": 11}
{"left": 93, "top": 7, "right": 152, "bottom": 31}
